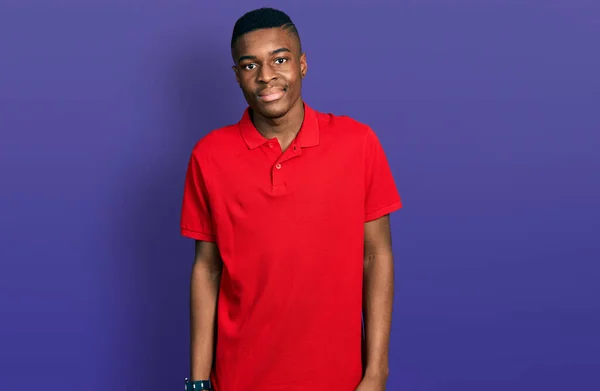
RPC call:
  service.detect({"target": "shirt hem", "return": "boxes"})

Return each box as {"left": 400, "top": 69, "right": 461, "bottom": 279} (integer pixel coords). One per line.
{"left": 365, "top": 199, "right": 402, "bottom": 222}
{"left": 181, "top": 227, "right": 216, "bottom": 242}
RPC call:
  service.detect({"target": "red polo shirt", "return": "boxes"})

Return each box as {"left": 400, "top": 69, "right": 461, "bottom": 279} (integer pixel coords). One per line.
{"left": 180, "top": 103, "right": 401, "bottom": 391}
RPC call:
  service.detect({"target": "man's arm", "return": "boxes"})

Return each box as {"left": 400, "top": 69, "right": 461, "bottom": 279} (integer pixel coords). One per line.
{"left": 190, "top": 240, "right": 222, "bottom": 380}
{"left": 362, "top": 214, "right": 394, "bottom": 382}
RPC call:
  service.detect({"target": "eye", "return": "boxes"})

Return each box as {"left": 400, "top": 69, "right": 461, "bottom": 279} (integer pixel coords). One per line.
{"left": 275, "top": 58, "right": 288, "bottom": 65}
{"left": 243, "top": 63, "right": 257, "bottom": 70}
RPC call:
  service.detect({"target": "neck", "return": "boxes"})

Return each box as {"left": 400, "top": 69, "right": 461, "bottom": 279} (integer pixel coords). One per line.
{"left": 251, "top": 98, "right": 305, "bottom": 143}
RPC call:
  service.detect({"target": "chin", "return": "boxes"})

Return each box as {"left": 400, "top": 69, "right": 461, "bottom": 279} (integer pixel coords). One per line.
{"left": 255, "top": 101, "right": 290, "bottom": 119}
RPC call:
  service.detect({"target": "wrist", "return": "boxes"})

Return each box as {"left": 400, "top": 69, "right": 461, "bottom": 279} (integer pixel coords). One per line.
{"left": 185, "top": 378, "right": 213, "bottom": 391}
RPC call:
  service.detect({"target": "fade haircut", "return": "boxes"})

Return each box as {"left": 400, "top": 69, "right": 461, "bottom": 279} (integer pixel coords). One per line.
{"left": 231, "top": 7, "right": 301, "bottom": 51}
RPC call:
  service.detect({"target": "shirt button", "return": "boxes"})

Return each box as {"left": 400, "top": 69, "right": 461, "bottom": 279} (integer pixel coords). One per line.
{"left": 275, "top": 163, "right": 282, "bottom": 169}
{"left": 268, "top": 143, "right": 274, "bottom": 148}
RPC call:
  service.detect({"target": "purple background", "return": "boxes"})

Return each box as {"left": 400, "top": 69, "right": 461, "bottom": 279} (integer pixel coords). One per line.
{"left": 1, "top": 1, "right": 599, "bottom": 390}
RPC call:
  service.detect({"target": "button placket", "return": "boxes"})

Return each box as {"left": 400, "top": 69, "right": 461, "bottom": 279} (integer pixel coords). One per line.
{"left": 272, "top": 161, "right": 284, "bottom": 188}
{"left": 269, "top": 142, "right": 300, "bottom": 194}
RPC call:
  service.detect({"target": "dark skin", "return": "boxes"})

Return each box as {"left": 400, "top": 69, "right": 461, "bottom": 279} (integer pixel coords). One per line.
{"left": 231, "top": 27, "right": 307, "bottom": 152}
{"left": 360, "top": 215, "right": 395, "bottom": 391}
{"left": 187, "top": 26, "right": 394, "bottom": 391}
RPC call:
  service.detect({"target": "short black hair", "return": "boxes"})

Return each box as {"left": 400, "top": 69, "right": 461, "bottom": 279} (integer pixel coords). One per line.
{"left": 231, "top": 7, "right": 301, "bottom": 50}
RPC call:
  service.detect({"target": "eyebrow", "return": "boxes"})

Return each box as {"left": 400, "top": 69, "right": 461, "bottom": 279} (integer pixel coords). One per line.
{"left": 237, "top": 47, "right": 291, "bottom": 63}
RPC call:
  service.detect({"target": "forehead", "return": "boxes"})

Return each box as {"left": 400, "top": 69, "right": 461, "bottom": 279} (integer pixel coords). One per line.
{"left": 233, "top": 27, "right": 300, "bottom": 57}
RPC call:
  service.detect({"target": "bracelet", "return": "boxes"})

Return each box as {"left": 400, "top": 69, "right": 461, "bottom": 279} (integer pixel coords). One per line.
{"left": 184, "top": 378, "right": 213, "bottom": 391}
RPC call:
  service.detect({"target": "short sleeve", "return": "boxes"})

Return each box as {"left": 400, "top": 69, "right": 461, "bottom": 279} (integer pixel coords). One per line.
{"left": 180, "top": 151, "right": 216, "bottom": 242}
{"left": 364, "top": 127, "right": 402, "bottom": 222}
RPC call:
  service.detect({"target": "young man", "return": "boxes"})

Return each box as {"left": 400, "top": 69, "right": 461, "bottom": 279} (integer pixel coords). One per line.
{"left": 180, "top": 7, "right": 402, "bottom": 391}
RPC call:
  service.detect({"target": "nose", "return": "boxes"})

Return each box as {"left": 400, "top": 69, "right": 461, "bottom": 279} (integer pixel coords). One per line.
{"left": 257, "top": 63, "right": 277, "bottom": 84}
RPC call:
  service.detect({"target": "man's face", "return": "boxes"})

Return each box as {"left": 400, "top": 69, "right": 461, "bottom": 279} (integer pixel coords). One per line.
{"left": 232, "top": 27, "right": 307, "bottom": 120}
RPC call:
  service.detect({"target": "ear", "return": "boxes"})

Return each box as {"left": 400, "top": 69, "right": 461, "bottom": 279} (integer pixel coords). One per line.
{"left": 232, "top": 65, "right": 241, "bottom": 86}
{"left": 299, "top": 52, "right": 307, "bottom": 79}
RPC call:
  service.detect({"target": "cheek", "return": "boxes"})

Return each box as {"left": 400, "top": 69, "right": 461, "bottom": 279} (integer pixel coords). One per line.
{"left": 287, "top": 75, "right": 302, "bottom": 91}
{"left": 281, "top": 69, "right": 300, "bottom": 85}
{"left": 239, "top": 79, "right": 255, "bottom": 93}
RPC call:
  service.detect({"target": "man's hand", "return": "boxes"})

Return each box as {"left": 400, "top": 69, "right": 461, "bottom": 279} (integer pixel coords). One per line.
{"left": 355, "top": 374, "right": 387, "bottom": 391}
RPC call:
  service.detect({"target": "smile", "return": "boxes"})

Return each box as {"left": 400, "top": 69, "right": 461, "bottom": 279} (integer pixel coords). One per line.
{"left": 257, "top": 88, "right": 285, "bottom": 102}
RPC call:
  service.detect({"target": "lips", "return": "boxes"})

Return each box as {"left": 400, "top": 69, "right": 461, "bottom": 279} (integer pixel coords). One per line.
{"left": 257, "top": 88, "right": 285, "bottom": 102}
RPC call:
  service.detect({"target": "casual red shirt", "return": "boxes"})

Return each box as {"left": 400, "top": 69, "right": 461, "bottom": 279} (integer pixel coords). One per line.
{"left": 180, "top": 103, "right": 402, "bottom": 391}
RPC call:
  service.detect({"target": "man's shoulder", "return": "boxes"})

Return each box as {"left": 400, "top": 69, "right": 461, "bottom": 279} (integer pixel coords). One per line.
{"left": 315, "top": 109, "right": 373, "bottom": 140}
{"left": 189, "top": 123, "right": 241, "bottom": 161}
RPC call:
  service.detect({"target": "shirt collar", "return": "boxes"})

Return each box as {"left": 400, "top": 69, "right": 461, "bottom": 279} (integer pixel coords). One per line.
{"left": 239, "top": 102, "right": 320, "bottom": 150}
